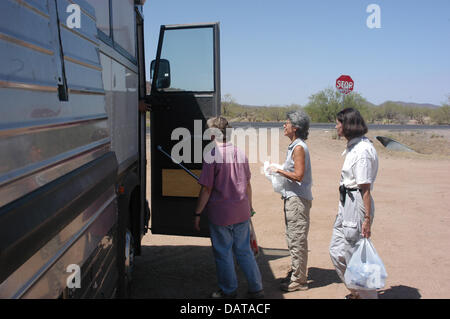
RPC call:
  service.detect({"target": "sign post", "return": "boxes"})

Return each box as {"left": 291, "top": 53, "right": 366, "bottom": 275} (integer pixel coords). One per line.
{"left": 336, "top": 75, "right": 354, "bottom": 139}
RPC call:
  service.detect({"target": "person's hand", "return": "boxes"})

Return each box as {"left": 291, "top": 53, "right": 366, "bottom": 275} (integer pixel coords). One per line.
{"left": 194, "top": 216, "right": 201, "bottom": 231}
{"left": 139, "top": 100, "right": 149, "bottom": 113}
{"left": 361, "top": 218, "right": 371, "bottom": 238}
{"left": 268, "top": 165, "right": 279, "bottom": 174}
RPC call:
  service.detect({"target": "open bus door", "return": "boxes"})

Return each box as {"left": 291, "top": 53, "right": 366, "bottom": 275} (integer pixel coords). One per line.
{"left": 148, "top": 23, "right": 221, "bottom": 237}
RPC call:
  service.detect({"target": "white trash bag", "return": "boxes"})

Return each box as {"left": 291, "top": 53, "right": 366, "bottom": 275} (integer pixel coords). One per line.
{"left": 263, "top": 161, "right": 285, "bottom": 194}
{"left": 344, "top": 238, "right": 388, "bottom": 290}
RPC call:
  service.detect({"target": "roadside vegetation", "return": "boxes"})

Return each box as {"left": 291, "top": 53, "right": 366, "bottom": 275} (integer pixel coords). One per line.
{"left": 222, "top": 94, "right": 299, "bottom": 122}
{"left": 222, "top": 89, "right": 450, "bottom": 125}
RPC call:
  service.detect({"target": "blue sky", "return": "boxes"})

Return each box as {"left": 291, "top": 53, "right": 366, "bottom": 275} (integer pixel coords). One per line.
{"left": 143, "top": 0, "right": 450, "bottom": 106}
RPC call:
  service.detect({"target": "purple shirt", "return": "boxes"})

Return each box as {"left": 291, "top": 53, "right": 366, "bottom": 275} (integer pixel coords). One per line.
{"left": 198, "top": 142, "right": 251, "bottom": 226}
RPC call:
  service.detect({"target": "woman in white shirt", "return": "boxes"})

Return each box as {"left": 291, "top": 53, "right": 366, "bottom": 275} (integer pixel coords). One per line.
{"left": 329, "top": 108, "right": 379, "bottom": 299}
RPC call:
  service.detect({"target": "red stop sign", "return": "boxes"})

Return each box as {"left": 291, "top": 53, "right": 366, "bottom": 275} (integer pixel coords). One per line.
{"left": 336, "top": 75, "right": 354, "bottom": 94}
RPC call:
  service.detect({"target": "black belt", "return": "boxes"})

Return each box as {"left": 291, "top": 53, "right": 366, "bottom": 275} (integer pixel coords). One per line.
{"left": 339, "top": 185, "right": 360, "bottom": 206}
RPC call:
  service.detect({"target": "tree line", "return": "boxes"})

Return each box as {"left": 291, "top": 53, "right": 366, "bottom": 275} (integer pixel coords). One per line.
{"left": 222, "top": 89, "right": 450, "bottom": 125}
{"left": 222, "top": 93, "right": 299, "bottom": 122}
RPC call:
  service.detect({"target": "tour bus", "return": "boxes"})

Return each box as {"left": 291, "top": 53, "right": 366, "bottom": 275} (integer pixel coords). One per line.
{"left": 0, "top": 0, "right": 220, "bottom": 298}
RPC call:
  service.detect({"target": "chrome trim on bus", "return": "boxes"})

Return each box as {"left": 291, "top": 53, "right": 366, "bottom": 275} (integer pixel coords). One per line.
{"left": 0, "top": 140, "right": 110, "bottom": 206}
{"left": 98, "top": 42, "right": 138, "bottom": 73}
{"left": 0, "top": 190, "right": 116, "bottom": 298}
{"left": 60, "top": 23, "right": 99, "bottom": 47}
{"left": 17, "top": 195, "right": 115, "bottom": 298}
{"left": 69, "top": 88, "right": 106, "bottom": 95}
{"left": 13, "top": 0, "right": 50, "bottom": 19}
{"left": 0, "top": 32, "right": 53, "bottom": 55}
{"left": 0, "top": 80, "right": 57, "bottom": 92}
{"left": 64, "top": 55, "right": 102, "bottom": 72}
{"left": 0, "top": 114, "right": 108, "bottom": 138}
{"left": 0, "top": 137, "right": 110, "bottom": 187}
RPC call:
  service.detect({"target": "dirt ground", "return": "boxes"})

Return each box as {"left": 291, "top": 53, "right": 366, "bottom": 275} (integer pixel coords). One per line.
{"left": 130, "top": 128, "right": 450, "bottom": 299}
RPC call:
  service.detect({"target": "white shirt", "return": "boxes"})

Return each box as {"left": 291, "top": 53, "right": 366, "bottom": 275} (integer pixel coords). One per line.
{"left": 340, "top": 136, "right": 378, "bottom": 190}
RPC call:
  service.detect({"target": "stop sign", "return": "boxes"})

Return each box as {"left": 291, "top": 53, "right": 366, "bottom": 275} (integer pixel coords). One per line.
{"left": 336, "top": 75, "right": 354, "bottom": 94}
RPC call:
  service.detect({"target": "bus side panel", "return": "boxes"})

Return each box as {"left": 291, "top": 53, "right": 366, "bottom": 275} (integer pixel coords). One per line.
{"left": 0, "top": 152, "right": 118, "bottom": 298}
{"left": 0, "top": 0, "right": 110, "bottom": 208}
{"left": 0, "top": 0, "right": 145, "bottom": 298}
{"left": 100, "top": 52, "right": 139, "bottom": 174}
{"left": 25, "top": 193, "right": 118, "bottom": 299}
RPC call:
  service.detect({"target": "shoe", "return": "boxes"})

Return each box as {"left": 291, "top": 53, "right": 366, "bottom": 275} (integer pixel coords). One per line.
{"left": 280, "top": 280, "right": 308, "bottom": 292}
{"left": 280, "top": 269, "right": 293, "bottom": 284}
{"left": 345, "top": 293, "right": 360, "bottom": 299}
{"left": 247, "top": 290, "right": 265, "bottom": 299}
{"left": 210, "top": 289, "right": 237, "bottom": 299}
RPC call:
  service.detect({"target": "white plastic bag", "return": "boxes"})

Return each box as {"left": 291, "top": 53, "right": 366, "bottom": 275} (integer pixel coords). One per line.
{"left": 344, "top": 238, "right": 388, "bottom": 290}
{"left": 263, "top": 161, "right": 286, "bottom": 194}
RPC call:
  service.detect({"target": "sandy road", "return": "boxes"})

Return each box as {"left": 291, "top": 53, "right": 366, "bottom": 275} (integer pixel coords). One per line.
{"left": 130, "top": 129, "right": 450, "bottom": 299}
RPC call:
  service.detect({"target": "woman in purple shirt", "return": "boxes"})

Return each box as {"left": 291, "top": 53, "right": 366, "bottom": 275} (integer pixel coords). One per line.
{"left": 194, "top": 117, "right": 263, "bottom": 299}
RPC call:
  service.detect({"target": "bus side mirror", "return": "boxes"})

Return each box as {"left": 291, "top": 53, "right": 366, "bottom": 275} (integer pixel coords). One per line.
{"left": 150, "top": 59, "right": 171, "bottom": 89}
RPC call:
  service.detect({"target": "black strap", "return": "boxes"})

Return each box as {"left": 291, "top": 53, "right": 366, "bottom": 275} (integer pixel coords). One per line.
{"left": 339, "top": 185, "right": 359, "bottom": 206}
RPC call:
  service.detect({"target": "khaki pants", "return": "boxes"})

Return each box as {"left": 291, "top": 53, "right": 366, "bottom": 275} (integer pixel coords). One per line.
{"left": 284, "top": 196, "right": 312, "bottom": 284}
{"left": 329, "top": 190, "right": 378, "bottom": 299}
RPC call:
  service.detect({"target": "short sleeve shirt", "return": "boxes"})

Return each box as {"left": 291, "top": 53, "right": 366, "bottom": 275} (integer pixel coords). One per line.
{"left": 340, "top": 136, "right": 378, "bottom": 190}
{"left": 281, "top": 138, "right": 313, "bottom": 201}
{"left": 198, "top": 142, "right": 251, "bottom": 226}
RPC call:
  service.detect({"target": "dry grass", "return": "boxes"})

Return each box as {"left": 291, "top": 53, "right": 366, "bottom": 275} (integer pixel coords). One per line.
{"left": 315, "top": 128, "right": 450, "bottom": 161}
{"left": 316, "top": 128, "right": 450, "bottom": 159}
{"left": 367, "top": 130, "right": 450, "bottom": 159}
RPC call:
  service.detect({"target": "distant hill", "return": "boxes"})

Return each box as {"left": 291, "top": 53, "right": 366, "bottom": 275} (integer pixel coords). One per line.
{"left": 230, "top": 101, "right": 442, "bottom": 110}
{"left": 145, "top": 81, "right": 443, "bottom": 110}
{"left": 378, "top": 101, "right": 440, "bottom": 109}
{"left": 231, "top": 101, "right": 441, "bottom": 110}
{"left": 239, "top": 104, "right": 299, "bottom": 109}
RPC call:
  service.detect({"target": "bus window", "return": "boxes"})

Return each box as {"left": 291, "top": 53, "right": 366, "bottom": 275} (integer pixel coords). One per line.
{"left": 85, "top": 0, "right": 110, "bottom": 36}
{"left": 112, "top": 0, "right": 136, "bottom": 58}
{"left": 159, "top": 27, "right": 214, "bottom": 92}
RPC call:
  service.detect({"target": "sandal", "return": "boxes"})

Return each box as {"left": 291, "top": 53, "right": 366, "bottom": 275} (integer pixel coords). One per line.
{"left": 345, "top": 293, "right": 361, "bottom": 299}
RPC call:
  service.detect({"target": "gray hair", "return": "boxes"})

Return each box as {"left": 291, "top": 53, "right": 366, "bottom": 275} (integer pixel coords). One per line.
{"left": 206, "top": 116, "right": 232, "bottom": 141}
{"left": 287, "top": 110, "right": 310, "bottom": 140}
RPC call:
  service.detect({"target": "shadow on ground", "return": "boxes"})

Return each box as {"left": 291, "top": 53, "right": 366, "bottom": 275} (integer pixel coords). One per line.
{"left": 130, "top": 245, "right": 348, "bottom": 299}
{"left": 130, "top": 244, "right": 418, "bottom": 299}
{"left": 378, "top": 285, "right": 421, "bottom": 299}
{"left": 307, "top": 267, "right": 341, "bottom": 289}
{"left": 130, "top": 245, "right": 293, "bottom": 299}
